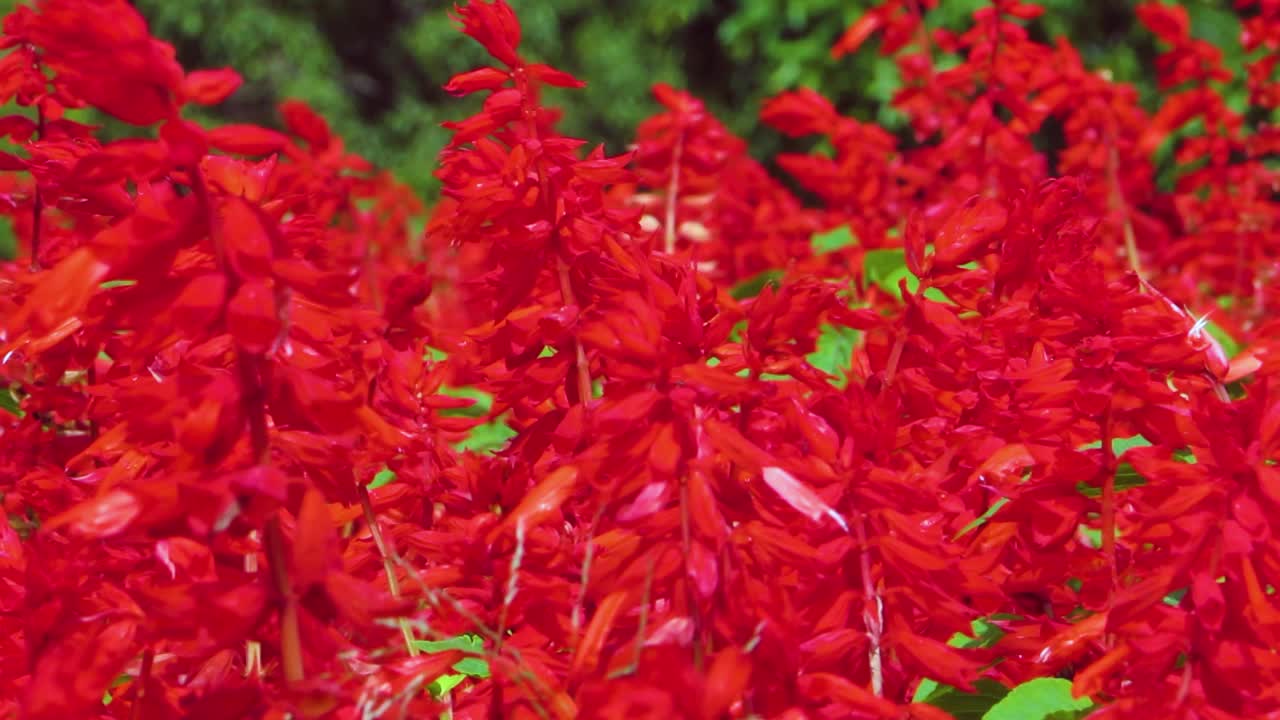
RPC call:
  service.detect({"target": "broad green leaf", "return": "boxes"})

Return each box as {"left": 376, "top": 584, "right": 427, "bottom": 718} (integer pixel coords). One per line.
{"left": 918, "top": 679, "right": 1012, "bottom": 720}
{"left": 455, "top": 417, "right": 516, "bottom": 453}
{"left": 982, "top": 678, "right": 1093, "bottom": 720}
{"left": 413, "top": 634, "right": 491, "bottom": 698}
{"left": 863, "top": 248, "right": 908, "bottom": 294}
{"left": 811, "top": 225, "right": 856, "bottom": 254}
{"left": 806, "top": 323, "right": 860, "bottom": 388}
{"left": 863, "top": 247, "right": 950, "bottom": 302}
{"left": 730, "top": 268, "right": 783, "bottom": 300}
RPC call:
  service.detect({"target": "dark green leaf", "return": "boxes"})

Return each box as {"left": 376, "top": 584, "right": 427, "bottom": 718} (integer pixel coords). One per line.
{"left": 729, "top": 268, "right": 784, "bottom": 300}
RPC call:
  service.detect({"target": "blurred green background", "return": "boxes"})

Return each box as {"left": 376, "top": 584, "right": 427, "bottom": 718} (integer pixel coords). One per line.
{"left": 47, "top": 1, "right": 1270, "bottom": 198}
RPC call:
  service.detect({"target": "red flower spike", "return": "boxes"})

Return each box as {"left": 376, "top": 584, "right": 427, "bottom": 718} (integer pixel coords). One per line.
{"left": 1, "top": 0, "right": 1278, "bottom": 717}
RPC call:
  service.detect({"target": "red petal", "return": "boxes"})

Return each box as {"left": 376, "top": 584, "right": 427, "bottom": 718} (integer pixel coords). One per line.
{"left": 571, "top": 590, "right": 626, "bottom": 674}
{"left": 933, "top": 196, "right": 1008, "bottom": 268}
{"left": 183, "top": 68, "right": 243, "bottom": 105}
{"left": 43, "top": 489, "right": 140, "bottom": 538}
{"left": 761, "top": 466, "right": 848, "bottom": 533}
{"left": 279, "top": 99, "right": 332, "bottom": 150}
{"left": 527, "top": 63, "right": 585, "bottom": 89}
{"left": 207, "top": 124, "right": 291, "bottom": 156}
{"left": 495, "top": 464, "right": 579, "bottom": 539}
{"left": 831, "top": 14, "right": 884, "bottom": 58}
{"left": 226, "top": 279, "right": 281, "bottom": 354}
{"left": 292, "top": 489, "right": 335, "bottom": 588}
{"left": 444, "top": 66, "right": 511, "bottom": 96}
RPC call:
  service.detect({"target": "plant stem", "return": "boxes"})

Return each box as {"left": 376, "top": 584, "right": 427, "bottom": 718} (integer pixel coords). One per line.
{"left": 1100, "top": 404, "right": 1117, "bottom": 593}
{"left": 265, "top": 516, "right": 305, "bottom": 685}
{"left": 663, "top": 130, "right": 684, "bottom": 255}
{"left": 854, "top": 512, "right": 884, "bottom": 697}
{"left": 357, "top": 484, "right": 418, "bottom": 656}
{"left": 129, "top": 647, "right": 154, "bottom": 720}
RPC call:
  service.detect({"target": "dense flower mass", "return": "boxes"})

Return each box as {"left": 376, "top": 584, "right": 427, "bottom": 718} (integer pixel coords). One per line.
{"left": 0, "top": 0, "right": 1278, "bottom": 718}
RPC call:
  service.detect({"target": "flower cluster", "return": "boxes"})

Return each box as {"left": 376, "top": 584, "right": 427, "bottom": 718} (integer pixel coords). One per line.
{"left": 0, "top": 1, "right": 1277, "bottom": 719}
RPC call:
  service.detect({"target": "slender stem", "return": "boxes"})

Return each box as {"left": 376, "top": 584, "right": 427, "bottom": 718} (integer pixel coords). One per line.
{"left": 663, "top": 130, "right": 684, "bottom": 255}
{"left": 358, "top": 484, "right": 418, "bottom": 656}
{"left": 557, "top": 258, "right": 594, "bottom": 403}
{"left": 571, "top": 505, "right": 607, "bottom": 650}
{"left": 265, "top": 517, "right": 304, "bottom": 685}
{"left": 28, "top": 104, "right": 44, "bottom": 272}
{"left": 853, "top": 512, "right": 883, "bottom": 696}
{"left": 1106, "top": 127, "right": 1145, "bottom": 283}
{"left": 243, "top": 536, "right": 264, "bottom": 677}
{"left": 129, "top": 647, "right": 154, "bottom": 720}
{"left": 679, "top": 471, "right": 705, "bottom": 670}
{"left": 516, "top": 67, "right": 594, "bottom": 406}
{"left": 1099, "top": 404, "right": 1117, "bottom": 593}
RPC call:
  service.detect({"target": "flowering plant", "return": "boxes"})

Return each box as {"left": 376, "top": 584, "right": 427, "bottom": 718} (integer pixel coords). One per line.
{"left": 0, "top": 1, "right": 1278, "bottom": 719}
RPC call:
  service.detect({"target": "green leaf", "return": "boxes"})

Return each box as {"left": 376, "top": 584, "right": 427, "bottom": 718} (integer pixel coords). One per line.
{"left": 919, "top": 679, "right": 1012, "bottom": 720}
{"left": 729, "top": 268, "right": 783, "bottom": 300}
{"left": 806, "top": 323, "right": 860, "bottom": 388}
{"left": 1075, "top": 436, "right": 1153, "bottom": 497}
{"left": 954, "top": 497, "right": 1009, "bottom": 538}
{"left": 1078, "top": 434, "right": 1150, "bottom": 457}
{"left": 413, "top": 634, "right": 491, "bottom": 698}
{"left": 368, "top": 467, "right": 396, "bottom": 490}
{"left": 0, "top": 386, "right": 22, "bottom": 417}
{"left": 0, "top": 216, "right": 14, "bottom": 261}
{"left": 439, "top": 385, "right": 493, "bottom": 418}
{"left": 455, "top": 417, "right": 516, "bottom": 454}
{"left": 863, "top": 247, "right": 950, "bottom": 302}
{"left": 1202, "top": 318, "right": 1241, "bottom": 358}
{"left": 811, "top": 225, "right": 856, "bottom": 254}
{"left": 863, "top": 248, "right": 908, "bottom": 294}
{"left": 982, "top": 678, "right": 1093, "bottom": 720}
{"left": 914, "top": 619, "right": 1006, "bottom": 708}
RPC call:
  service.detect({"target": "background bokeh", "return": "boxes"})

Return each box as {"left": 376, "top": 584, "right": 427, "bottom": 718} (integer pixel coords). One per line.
{"left": 15, "top": 1, "right": 1261, "bottom": 199}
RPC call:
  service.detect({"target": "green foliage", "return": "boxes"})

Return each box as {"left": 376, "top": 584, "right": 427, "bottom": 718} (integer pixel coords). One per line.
{"left": 982, "top": 678, "right": 1094, "bottom": 720}
{"left": 368, "top": 467, "right": 396, "bottom": 490}
{"left": 0, "top": 216, "right": 14, "bottom": 261}
{"left": 862, "top": 247, "right": 949, "bottom": 302}
{"left": 0, "top": 385, "right": 21, "bottom": 417}
{"left": 913, "top": 619, "right": 1008, "bottom": 717}
{"left": 729, "top": 268, "right": 784, "bottom": 300}
{"left": 455, "top": 417, "right": 517, "bottom": 454}
{"left": 129, "top": 1, "right": 1249, "bottom": 201}
{"left": 913, "top": 621, "right": 1093, "bottom": 720}
{"left": 411, "top": 633, "right": 491, "bottom": 697}
{"left": 807, "top": 323, "right": 859, "bottom": 388}
{"left": 810, "top": 224, "right": 856, "bottom": 254}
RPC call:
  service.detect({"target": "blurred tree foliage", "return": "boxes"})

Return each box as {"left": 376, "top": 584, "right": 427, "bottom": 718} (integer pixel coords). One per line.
{"left": 129, "top": 0, "right": 1249, "bottom": 199}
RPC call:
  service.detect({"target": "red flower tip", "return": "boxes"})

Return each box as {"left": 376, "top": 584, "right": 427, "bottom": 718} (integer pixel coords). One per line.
{"left": 450, "top": 0, "right": 523, "bottom": 68}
